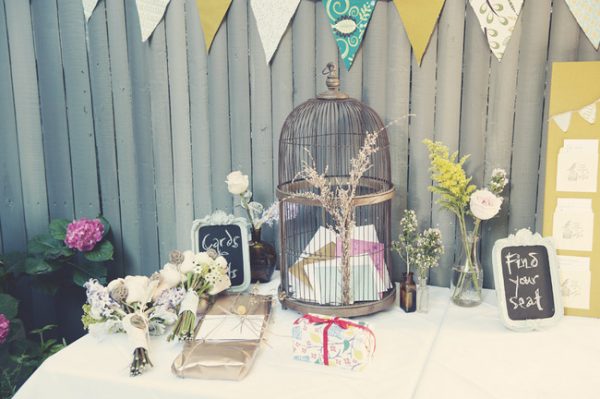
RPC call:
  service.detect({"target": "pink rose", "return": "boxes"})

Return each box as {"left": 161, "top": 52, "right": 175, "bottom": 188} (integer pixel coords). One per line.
{"left": 470, "top": 189, "right": 503, "bottom": 220}
{"left": 64, "top": 218, "right": 104, "bottom": 252}
{"left": 0, "top": 314, "right": 10, "bottom": 344}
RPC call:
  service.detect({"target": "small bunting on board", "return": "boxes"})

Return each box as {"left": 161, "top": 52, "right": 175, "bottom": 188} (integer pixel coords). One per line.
{"left": 82, "top": 0, "right": 100, "bottom": 21}
{"left": 469, "top": 0, "right": 524, "bottom": 60}
{"left": 196, "top": 0, "right": 232, "bottom": 52}
{"left": 250, "top": 0, "right": 301, "bottom": 64}
{"left": 392, "top": 0, "right": 446, "bottom": 65}
{"left": 565, "top": 0, "right": 600, "bottom": 50}
{"left": 135, "top": 0, "right": 171, "bottom": 42}
{"left": 551, "top": 99, "right": 599, "bottom": 133}
{"left": 323, "top": 0, "right": 377, "bottom": 71}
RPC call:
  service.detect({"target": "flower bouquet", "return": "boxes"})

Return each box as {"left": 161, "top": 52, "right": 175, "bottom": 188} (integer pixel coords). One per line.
{"left": 424, "top": 140, "right": 508, "bottom": 306}
{"left": 82, "top": 271, "right": 183, "bottom": 376}
{"left": 167, "top": 250, "right": 231, "bottom": 341}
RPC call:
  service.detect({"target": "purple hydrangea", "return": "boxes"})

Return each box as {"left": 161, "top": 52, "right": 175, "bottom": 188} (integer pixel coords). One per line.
{"left": 0, "top": 314, "right": 10, "bottom": 344}
{"left": 64, "top": 218, "right": 104, "bottom": 252}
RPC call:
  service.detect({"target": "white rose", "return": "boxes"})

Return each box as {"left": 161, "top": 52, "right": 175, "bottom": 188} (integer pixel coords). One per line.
{"left": 194, "top": 252, "right": 213, "bottom": 266}
{"left": 107, "top": 278, "right": 125, "bottom": 293}
{"left": 124, "top": 275, "right": 150, "bottom": 304}
{"left": 226, "top": 171, "right": 249, "bottom": 195}
{"left": 153, "top": 263, "right": 182, "bottom": 300}
{"left": 214, "top": 256, "right": 228, "bottom": 271}
{"left": 179, "top": 250, "right": 196, "bottom": 274}
{"left": 470, "top": 189, "right": 503, "bottom": 220}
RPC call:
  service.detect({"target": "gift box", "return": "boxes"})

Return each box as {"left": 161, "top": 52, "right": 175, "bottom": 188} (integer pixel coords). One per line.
{"left": 292, "top": 314, "right": 376, "bottom": 371}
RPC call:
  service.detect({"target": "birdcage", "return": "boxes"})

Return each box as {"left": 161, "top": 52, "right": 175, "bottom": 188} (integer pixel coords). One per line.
{"left": 277, "top": 63, "right": 396, "bottom": 317}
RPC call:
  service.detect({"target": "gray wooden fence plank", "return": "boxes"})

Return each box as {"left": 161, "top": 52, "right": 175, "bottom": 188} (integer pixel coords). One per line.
{"left": 535, "top": 0, "right": 581, "bottom": 233}
{"left": 166, "top": 1, "right": 194, "bottom": 251}
{"left": 431, "top": 0, "right": 466, "bottom": 287}
{"left": 480, "top": 18, "right": 522, "bottom": 288}
{"left": 208, "top": 18, "right": 233, "bottom": 214}
{"left": 248, "top": 7, "right": 274, "bottom": 232}
{"left": 4, "top": 0, "right": 48, "bottom": 238}
{"left": 185, "top": 0, "right": 212, "bottom": 219}
{"left": 86, "top": 1, "right": 124, "bottom": 277}
{"left": 227, "top": 0, "right": 252, "bottom": 185}
{"left": 577, "top": 31, "right": 600, "bottom": 61}
{"left": 509, "top": 0, "right": 552, "bottom": 234}
{"left": 57, "top": 0, "right": 100, "bottom": 218}
{"left": 362, "top": 2, "right": 387, "bottom": 116}
{"left": 407, "top": 30, "right": 438, "bottom": 230}
{"left": 30, "top": 0, "right": 74, "bottom": 221}
{"left": 315, "top": 1, "right": 338, "bottom": 91}
{"left": 147, "top": 22, "right": 176, "bottom": 261}
{"left": 0, "top": 1, "right": 27, "bottom": 251}
{"left": 292, "top": 0, "right": 315, "bottom": 106}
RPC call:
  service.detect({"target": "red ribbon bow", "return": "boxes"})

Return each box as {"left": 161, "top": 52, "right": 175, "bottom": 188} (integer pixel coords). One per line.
{"left": 295, "top": 314, "right": 376, "bottom": 366}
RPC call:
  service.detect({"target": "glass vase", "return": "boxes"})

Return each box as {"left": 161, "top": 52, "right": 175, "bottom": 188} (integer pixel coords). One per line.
{"left": 400, "top": 272, "right": 416, "bottom": 313}
{"left": 451, "top": 234, "right": 483, "bottom": 307}
{"left": 416, "top": 275, "right": 429, "bottom": 313}
{"left": 249, "top": 228, "right": 277, "bottom": 283}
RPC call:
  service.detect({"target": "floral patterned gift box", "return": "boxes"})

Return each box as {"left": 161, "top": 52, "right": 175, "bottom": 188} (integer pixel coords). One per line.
{"left": 292, "top": 314, "right": 376, "bottom": 371}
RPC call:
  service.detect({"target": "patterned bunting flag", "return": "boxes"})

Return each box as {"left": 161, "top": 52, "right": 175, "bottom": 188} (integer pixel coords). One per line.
{"left": 469, "top": 0, "right": 524, "bottom": 60}
{"left": 250, "top": 0, "right": 301, "bottom": 64}
{"left": 392, "top": 0, "right": 446, "bottom": 65}
{"left": 135, "top": 0, "right": 171, "bottom": 42}
{"left": 196, "top": 0, "right": 232, "bottom": 52}
{"left": 565, "top": 0, "right": 600, "bottom": 50}
{"left": 82, "top": 0, "right": 100, "bottom": 21}
{"left": 323, "top": 0, "right": 377, "bottom": 71}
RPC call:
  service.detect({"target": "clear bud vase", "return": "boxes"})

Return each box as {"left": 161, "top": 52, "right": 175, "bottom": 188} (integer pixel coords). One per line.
{"left": 451, "top": 234, "right": 483, "bottom": 307}
{"left": 416, "top": 275, "right": 429, "bottom": 313}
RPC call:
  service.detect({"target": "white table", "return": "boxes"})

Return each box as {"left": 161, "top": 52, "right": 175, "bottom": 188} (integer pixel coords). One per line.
{"left": 15, "top": 273, "right": 600, "bottom": 399}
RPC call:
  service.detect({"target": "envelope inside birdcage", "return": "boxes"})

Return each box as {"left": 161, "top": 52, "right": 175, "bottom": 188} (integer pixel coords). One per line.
{"left": 292, "top": 313, "right": 376, "bottom": 371}
{"left": 172, "top": 293, "right": 272, "bottom": 381}
{"left": 288, "top": 225, "right": 392, "bottom": 305}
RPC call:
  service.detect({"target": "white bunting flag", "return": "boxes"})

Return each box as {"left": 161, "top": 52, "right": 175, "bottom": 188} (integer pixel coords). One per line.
{"left": 82, "top": 0, "right": 100, "bottom": 21}
{"left": 579, "top": 102, "right": 597, "bottom": 124}
{"left": 250, "top": 0, "right": 301, "bottom": 64}
{"left": 135, "top": 0, "right": 171, "bottom": 42}
{"left": 553, "top": 112, "right": 573, "bottom": 133}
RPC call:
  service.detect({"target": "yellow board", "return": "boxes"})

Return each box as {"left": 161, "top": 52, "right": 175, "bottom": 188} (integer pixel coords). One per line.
{"left": 543, "top": 61, "right": 600, "bottom": 318}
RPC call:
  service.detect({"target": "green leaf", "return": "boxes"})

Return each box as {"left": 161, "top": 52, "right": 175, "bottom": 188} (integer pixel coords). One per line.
{"left": 0, "top": 293, "right": 18, "bottom": 319}
{"left": 25, "top": 257, "right": 60, "bottom": 275}
{"left": 30, "top": 277, "right": 60, "bottom": 296}
{"left": 49, "top": 219, "right": 70, "bottom": 240}
{"left": 97, "top": 215, "right": 111, "bottom": 238}
{"left": 73, "top": 262, "right": 107, "bottom": 287}
{"left": 84, "top": 240, "right": 113, "bottom": 262}
{"left": 28, "top": 235, "right": 73, "bottom": 259}
{"left": 1, "top": 252, "right": 27, "bottom": 276}
{"left": 6, "top": 318, "right": 25, "bottom": 343}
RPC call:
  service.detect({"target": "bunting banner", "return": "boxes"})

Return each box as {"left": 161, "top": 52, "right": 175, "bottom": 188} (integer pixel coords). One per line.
{"left": 250, "top": 0, "right": 301, "bottom": 64}
{"left": 135, "top": 0, "right": 171, "bottom": 42}
{"left": 551, "top": 98, "right": 599, "bottom": 133}
{"left": 196, "top": 0, "right": 232, "bottom": 52}
{"left": 82, "top": 0, "right": 100, "bottom": 21}
{"left": 565, "top": 0, "right": 600, "bottom": 50}
{"left": 323, "top": 0, "right": 377, "bottom": 71}
{"left": 392, "top": 0, "right": 446, "bottom": 65}
{"left": 469, "top": 0, "right": 524, "bottom": 61}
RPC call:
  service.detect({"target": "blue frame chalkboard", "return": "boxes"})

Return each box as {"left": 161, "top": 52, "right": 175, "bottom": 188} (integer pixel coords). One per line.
{"left": 191, "top": 211, "right": 251, "bottom": 293}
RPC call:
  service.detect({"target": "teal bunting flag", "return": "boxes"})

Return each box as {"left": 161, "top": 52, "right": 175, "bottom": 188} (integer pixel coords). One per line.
{"left": 323, "top": 0, "right": 377, "bottom": 71}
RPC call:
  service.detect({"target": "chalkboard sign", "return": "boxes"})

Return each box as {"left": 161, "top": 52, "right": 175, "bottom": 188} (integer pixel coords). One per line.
{"left": 492, "top": 229, "right": 563, "bottom": 331}
{"left": 191, "top": 211, "right": 251, "bottom": 293}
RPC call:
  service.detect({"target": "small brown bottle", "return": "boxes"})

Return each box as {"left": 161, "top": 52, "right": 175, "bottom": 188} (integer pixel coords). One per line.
{"left": 400, "top": 272, "right": 417, "bottom": 313}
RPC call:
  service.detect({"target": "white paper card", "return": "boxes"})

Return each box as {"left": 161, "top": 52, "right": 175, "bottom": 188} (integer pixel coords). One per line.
{"left": 556, "top": 139, "right": 599, "bottom": 192}
{"left": 197, "top": 315, "right": 265, "bottom": 341}
{"left": 552, "top": 198, "right": 595, "bottom": 251}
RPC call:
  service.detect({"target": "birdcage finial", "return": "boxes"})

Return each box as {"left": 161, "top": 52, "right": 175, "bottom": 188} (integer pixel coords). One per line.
{"left": 318, "top": 62, "right": 349, "bottom": 100}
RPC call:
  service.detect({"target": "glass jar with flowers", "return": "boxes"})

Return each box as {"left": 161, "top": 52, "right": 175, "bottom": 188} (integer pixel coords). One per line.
{"left": 392, "top": 210, "right": 444, "bottom": 313}
{"left": 226, "top": 171, "right": 279, "bottom": 283}
{"left": 424, "top": 140, "right": 509, "bottom": 307}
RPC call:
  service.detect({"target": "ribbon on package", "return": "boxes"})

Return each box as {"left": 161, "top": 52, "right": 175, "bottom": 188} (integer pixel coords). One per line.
{"left": 565, "top": 0, "right": 600, "bottom": 50}
{"left": 295, "top": 314, "right": 376, "bottom": 366}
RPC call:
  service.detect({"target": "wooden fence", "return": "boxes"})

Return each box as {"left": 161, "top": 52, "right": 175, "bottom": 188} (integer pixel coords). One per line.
{"left": 1, "top": 0, "right": 599, "bottom": 290}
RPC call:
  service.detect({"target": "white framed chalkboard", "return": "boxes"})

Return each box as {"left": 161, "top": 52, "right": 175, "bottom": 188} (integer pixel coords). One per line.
{"left": 191, "top": 211, "right": 251, "bottom": 293}
{"left": 492, "top": 229, "right": 563, "bottom": 332}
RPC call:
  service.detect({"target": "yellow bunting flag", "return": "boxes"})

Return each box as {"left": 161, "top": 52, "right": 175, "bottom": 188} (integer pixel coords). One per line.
{"left": 195, "top": 0, "right": 232, "bottom": 51}
{"left": 392, "top": 0, "right": 446, "bottom": 65}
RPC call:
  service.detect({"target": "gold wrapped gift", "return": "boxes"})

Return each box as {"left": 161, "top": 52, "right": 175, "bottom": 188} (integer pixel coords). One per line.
{"left": 171, "top": 294, "right": 272, "bottom": 381}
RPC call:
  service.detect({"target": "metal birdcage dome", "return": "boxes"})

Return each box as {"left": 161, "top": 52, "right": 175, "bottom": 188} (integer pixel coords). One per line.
{"left": 277, "top": 63, "right": 396, "bottom": 317}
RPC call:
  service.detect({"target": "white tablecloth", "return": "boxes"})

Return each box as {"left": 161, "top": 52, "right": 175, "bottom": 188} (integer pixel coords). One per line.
{"left": 14, "top": 273, "right": 600, "bottom": 399}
